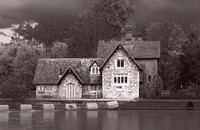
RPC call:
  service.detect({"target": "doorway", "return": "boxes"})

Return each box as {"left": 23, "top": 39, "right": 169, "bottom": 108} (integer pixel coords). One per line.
{"left": 66, "top": 83, "right": 75, "bottom": 98}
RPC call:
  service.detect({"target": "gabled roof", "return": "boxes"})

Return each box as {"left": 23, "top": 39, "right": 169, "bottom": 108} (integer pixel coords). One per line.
{"left": 97, "top": 40, "right": 160, "bottom": 59}
{"left": 57, "top": 67, "right": 84, "bottom": 84}
{"left": 100, "top": 44, "right": 142, "bottom": 71}
{"left": 33, "top": 58, "right": 104, "bottom": 85}
{"left": 89, "top": 60, "right": 100, "bottom": 68}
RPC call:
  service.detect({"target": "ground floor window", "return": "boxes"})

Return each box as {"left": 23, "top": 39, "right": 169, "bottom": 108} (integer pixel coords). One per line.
{"left": 38, "top": 86, "right": 44, "bottom": 93}
{"left": 114, "top": 74, "right": 128, "bottom": 84}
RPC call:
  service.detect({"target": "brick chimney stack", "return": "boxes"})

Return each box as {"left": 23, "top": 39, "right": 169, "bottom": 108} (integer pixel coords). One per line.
{"left": 121, "top": 25, "right": 133, "bottom": 41}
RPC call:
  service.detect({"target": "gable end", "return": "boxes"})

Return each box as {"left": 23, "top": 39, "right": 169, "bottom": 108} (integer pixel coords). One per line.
{"left": 100, "top": 44, "right": 142, "bottom": 71}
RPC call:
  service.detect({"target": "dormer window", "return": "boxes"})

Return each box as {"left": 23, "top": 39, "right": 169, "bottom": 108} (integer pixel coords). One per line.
{"left": 117, "top": 59, "right": 124, "bottom": 68}
{"left": 91, "top": 67, "right": 100, "bottom": 74}
{"left": 90, "top": 62, "right": 100, "bottom": 74}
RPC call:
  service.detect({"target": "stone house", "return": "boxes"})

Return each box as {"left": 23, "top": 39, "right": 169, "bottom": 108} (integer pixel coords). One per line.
{"left": 33, "top": 28, "right": 160, "bottom": 99}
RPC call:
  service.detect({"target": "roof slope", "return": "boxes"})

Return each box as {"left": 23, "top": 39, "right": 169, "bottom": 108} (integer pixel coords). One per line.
{"left": 33, "top": 58, "right": 104, "bottom": 85}
{"left": 97, "top": 40, "right": 160, "bottom": 59}
{"left": 100, "top": 44, "right": 142, "bottom": 71}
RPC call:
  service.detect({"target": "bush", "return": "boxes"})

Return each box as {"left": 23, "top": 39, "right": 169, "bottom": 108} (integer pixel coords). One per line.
{"left": 140, "top": 82, "right": 156, "bottom": 99}
{"left": 187, "top": 101, "right": 194, "bottom": 110}
{"left": 1, "top": 77, "right": 26, "bottom": 98}
{"left": 140, "top": 74, "right": 163, "bottom": 99}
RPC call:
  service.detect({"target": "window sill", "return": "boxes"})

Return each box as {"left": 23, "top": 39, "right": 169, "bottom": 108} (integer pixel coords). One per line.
{"left": 38, "top": 91, "right": 45, "bottom": 93}
{"left": 91, "top": 73, "right": 100, "bottom": 75}
{"left": 116, "top": 89, "right": 124, "bottom": 92}
{"left": 113, "top": 83, "right": 128, "bottom": 85}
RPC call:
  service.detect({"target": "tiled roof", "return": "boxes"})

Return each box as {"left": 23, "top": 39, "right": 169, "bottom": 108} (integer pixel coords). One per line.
{"left": 33, "top": 58, "right": 104, "bottom": 85}
{"left": 97, "top": 40, "right": 160, "bottom": 59}
{"left": 100, "top": 44, "right": 142, "bottom": 71}
{"left": 34, "top": 40, "right": 160, "bottom": 85}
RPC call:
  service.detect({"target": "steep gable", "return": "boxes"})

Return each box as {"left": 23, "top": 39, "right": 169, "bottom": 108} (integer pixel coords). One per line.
{"left": 100, "top": 44, "right": 142, "bottom": 71}
{"left": 57, "top": 67, "right": 84, "bottom": 84}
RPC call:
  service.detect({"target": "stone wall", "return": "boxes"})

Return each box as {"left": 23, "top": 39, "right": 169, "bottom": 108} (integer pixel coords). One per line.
{"left": 36, "top": 85, "right": 59, "bottom": 98}
{"left": 36, "top": 73, "right": 83, "bottom": 99}
{"left": 82, "top": 85, "right": 102, "bottom": 99}
{"left": 59, "top": 73, "right": 82, "bottom": 99}
{"left": 102, "top": 48, "right": 140, "bottom": 99}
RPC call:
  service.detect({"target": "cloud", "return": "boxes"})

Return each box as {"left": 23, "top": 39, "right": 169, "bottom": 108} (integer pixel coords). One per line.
{"left": 0, "top": 0, "right": 83, "bottom": 11}
{"left": 0, "top": 0, "right": 29, "bottom": 8}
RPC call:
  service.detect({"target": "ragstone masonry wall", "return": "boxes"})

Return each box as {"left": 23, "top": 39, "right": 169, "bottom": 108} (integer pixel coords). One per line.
{"left": 59, "top": 73, "right": 82, "bottom": 99}
{"left": 36, "top": 85, "right": 59, "bottom": 98}
{"left": 82, "top": 85, "right": 102, "bottom": 98}
{"left": 102, "top": 49, "right": 140, "bottom": 99}
{"left": 36, "top": 73, "right": 82, "bottom": 99}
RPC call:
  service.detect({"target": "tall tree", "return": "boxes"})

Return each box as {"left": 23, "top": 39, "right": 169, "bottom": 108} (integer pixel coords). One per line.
{"left": 140, "top": 21, "right": 186, "bottom": 90}
{"left": 69, "top": 0, "right": 134, "bottom": 57}
{"left": 180, "top": 33, "right": 200, "bottom": 86}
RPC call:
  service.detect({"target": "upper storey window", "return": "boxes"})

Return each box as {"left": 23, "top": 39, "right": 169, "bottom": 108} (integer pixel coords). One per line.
{"left": 117, "top": 59, "right": 124, "bottom": 68}
{"left": 90, "top": 62, "right": 100, "bottom": 74}
{"left": 91, "top": 66, "right": 100, "bottom": 74}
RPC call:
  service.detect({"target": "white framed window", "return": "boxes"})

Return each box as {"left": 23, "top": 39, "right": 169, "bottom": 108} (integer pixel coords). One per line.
{"left": 117, "top": 59, "right": 124, "bottom": 68}
{"left": 91, "top": 67, "right": 100, "bottom": 74}
{"left": 113, "top": 74, "right": 128, "bottom": 84}
{"left": 38, "top": 86, "right": 44, "bottom": 93}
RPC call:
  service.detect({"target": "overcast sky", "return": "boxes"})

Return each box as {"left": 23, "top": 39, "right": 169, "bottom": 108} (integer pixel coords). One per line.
{"left": 0, "top": 0, "right": 200, "bottom": 27}
{"left": 0, "top": 0, "right": 199, "bottom": 9}
{"left": 0, "top": 0, "right": 82, "bottom": 10}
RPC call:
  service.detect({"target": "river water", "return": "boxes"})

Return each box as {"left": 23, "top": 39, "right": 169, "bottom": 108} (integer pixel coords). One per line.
{"left": 0, "top": 110, "right": 200, "bottom": 130}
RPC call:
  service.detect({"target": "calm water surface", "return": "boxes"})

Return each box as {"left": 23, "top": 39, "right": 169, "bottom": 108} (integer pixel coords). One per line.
{"left": 0, "top": 110, "right": 200, "bottom": 130}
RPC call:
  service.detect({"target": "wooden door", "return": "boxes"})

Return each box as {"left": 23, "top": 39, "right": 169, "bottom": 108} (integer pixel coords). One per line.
{"left": 66, "top": 83, "right": 75, "bottom": 98}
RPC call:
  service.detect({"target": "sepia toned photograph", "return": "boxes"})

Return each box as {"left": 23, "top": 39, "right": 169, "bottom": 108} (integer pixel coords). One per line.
{"left": 0, "top": 0, "right": 200, "bottom": 130}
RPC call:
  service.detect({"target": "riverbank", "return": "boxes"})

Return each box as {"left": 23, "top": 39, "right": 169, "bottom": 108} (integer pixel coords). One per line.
{"left": 1, "top": 99, "right": 200, "bottom": 110}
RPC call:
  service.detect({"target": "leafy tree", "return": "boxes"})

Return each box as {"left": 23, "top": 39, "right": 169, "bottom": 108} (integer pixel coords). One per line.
{"left": 153, "top": 74, "right": 163, "bottom": 97}
{"left": 143, "top": 21, "right": 186, "bottom": 91}
{"left": 1, "top": 77, "right": 26, "bottom": 98}
{"left": 70, "top": 0, "right": 134, "bottom": 57}
{"left": 50, "top": 41, "right": 68, "bottom": 58}
{"left": 0, "top": 38, "right": 70, "bottom": 98}
{"left": 0, "top": 39, "right": 45, "bottom": 98}
{"left": 180, "top": 33, "right": 200, "bottom": 86}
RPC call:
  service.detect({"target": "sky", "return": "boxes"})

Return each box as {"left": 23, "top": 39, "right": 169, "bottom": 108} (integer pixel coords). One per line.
{"left": 0, "top": 0, "right": 200, "bottom": 27}
{"left": 0, "top": 0, "right": 199, "bottom": 11}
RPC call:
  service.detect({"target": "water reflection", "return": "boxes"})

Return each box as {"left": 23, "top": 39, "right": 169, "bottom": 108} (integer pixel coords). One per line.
{"left": 86, "top": 111, "right": 98, "bottom": 119}
{"left": 20, "top": 111, "right": 32, "bottom": 129}
{"left": 86, "top": 111, "right": 99, "bottom": 130}
{"left": 0, "top": 110, "right": 200, "bottom": 130}
{"left": 20, "top": 111, "right": 32, "bottom": 124}
{"left": 43, "top": 111, "right": 55, "bottom": 121}
{"left": 66, "top": 111, "right": 77, "bottom": 119}
{"left": 103, "top": 110, "right": 119, "bottom": 130}
{"left": 65, "top": 111, "right": 80, "bottom": 130}
{"left": 118, "top": 110, "right": 140, "bottom": 130}
{"left": 0, "top": 112, "right": 9, "bottom": 125}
